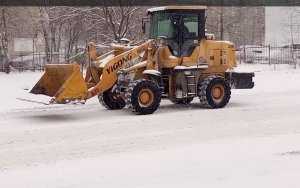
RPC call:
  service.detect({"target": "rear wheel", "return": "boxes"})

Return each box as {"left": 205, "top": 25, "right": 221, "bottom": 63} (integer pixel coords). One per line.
{"left": 198, "top": 76, "right": 231, "bottom": 108}
{"left": 125, "top": 79, "right": 161, "bottom": 115}
{"left": 170, "top": 97, "right": 193, "bottom": 104}
{"left": 98, "top": 88, "right": 126, "bottom": 110}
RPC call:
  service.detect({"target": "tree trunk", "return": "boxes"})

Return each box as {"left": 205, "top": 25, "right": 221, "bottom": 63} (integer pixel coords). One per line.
{"left": 39, "top": 7, "right": 50, "bottom": 63}
{"left": 0, "top": 8, "right": 11, "bottom": 74}
{"left": 220, "top": 6, "right": 224, "bottom": 40}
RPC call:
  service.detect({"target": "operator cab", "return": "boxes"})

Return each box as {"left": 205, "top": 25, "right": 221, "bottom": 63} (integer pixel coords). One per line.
{"left": 147, "top": 6, "right": 207, "bottom": 57}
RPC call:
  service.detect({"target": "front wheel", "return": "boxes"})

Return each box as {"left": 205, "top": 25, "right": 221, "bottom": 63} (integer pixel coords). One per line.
{"left": 125, "top": 79, "right": 161, "bottom": 115}
{"left": 198, "top": 76, "right": 231, "bottom": 108}
{"left": 98, "top": 88, "right": 126, "bottom": 110}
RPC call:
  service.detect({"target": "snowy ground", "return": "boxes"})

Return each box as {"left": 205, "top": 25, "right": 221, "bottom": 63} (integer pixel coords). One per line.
{"left": 0, "top": 64, "right": 300, "bottom": 188}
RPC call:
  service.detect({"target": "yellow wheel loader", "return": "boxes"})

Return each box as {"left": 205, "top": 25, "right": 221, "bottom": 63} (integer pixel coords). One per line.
{"left": 30, "top": 6, "right": 254, "bottom": 115}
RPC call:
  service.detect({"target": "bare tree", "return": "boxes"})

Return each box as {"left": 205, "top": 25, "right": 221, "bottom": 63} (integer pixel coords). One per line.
{"left": 0, "top": 7, "right": 10, "bottom": 73}
{"left": 206, "top": 6, "right": 265, "bottom": 47}
{"left": 28, "top": 5, "right": 147, "bottom": 64}
{"left": 0, "top": 6, "right": 37, "bottom": 73}
{"left": 82, "top": 6, "right": 147, "bottom": 45}
{"left": 281, "top": 7, "right": 300, "bottom": 69}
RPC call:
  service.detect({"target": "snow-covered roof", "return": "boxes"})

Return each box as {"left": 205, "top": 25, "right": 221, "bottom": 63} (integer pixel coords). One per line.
{"left": 147, "top": 6, "right": 207, "bottom": 14}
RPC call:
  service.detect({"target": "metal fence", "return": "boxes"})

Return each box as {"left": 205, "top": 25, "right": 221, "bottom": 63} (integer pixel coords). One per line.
{"left": 0, "top": 51, "right": 87, "bottom": 73}
{"left": 236, "top": 45, "right": 300, "bottom": 66}
{"left": 2, "top": 45, "right": 300, "bottom": 73}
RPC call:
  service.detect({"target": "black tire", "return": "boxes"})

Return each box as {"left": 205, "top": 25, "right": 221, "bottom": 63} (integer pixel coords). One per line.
{"left": 125, "top": 79, "right": 161, "bottom": 115}
{"left": 98, "top": 88, "right": 126, "bottom": 110}
{"left": 198, "top": 76, "right": 231, "bottom": 108}
{"left": 170, "top": 97, "right": 193, "bottom": 104}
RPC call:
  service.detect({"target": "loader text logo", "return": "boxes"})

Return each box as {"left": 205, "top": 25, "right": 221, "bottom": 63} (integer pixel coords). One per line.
{"left": 106, "top": 54, "right": 132, "bottom": 74}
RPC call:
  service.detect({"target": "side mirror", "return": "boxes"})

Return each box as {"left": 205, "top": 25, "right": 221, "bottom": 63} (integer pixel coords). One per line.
{"left": 142, "top": 22, "right": 146, "bottom": 34}
{"left": 142, "top": 18, "right": 150, "bottom": 34}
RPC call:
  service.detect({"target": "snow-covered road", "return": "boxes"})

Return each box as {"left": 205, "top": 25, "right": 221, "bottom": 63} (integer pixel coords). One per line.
{"left": 0, "top": 64, "right": 300, "bottom": 188}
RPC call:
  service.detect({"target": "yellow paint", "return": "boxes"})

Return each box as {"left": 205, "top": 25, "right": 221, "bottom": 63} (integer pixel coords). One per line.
{"left": 31, "top": 38, "right": 237, "bottom": 103}
{"left": 30, "top": 64, "right": 87, "bottom": 103}
{"left": 86, "top": 41, "right": 152, "bottom": 99}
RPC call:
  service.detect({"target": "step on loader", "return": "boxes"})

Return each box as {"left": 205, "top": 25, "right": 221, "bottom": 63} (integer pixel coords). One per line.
{"left": 31, "top": 6, "right": 254, "bottom": 115}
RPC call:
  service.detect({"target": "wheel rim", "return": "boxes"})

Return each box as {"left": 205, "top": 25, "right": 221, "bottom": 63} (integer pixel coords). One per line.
{"left": 211, "top": 84, "right": 225, "bottom": 102}
{"left": 109, "top": 92, "right": 120, "bottom": 102}
{"left": 138, "top": 89, "right": 154, "bottom": 107}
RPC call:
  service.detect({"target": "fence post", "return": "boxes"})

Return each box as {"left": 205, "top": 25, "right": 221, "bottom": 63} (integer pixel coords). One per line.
{"left": 32, "top": 52, "right": 35, "bottom": 72}
{"left": 21, "top": 53, "right": 24, "bottom": 71}
{"left": 38, "top": 52, "right": 41, "bottom": 71}
{"left": 268, "top": 44, "right": 271, "bottom": 66}
{"left": 292, "top": 46, "right": 296, "bottom": 69}
{"left": 32, "top": 38, "right": 35, "bottom": 72}
{"left": 243, "top": 45, "right": 246, "bottom": 63}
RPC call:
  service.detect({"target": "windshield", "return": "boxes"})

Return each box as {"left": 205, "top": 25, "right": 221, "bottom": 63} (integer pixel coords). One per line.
{"left": 148, "top": 10, "right": 205, "bottom": 57}
{"left": 149, "top": 12, "right": 177, "bottom": 39}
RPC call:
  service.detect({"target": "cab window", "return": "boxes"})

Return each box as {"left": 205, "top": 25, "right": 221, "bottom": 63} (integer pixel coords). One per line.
{"left": 183, "top": 14, "right": 199, "bottom": 40}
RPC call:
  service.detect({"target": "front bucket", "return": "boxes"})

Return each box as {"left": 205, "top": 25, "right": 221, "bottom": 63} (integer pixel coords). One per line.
{"left": 30, "top": 63, "right": 88, "bottom": 103}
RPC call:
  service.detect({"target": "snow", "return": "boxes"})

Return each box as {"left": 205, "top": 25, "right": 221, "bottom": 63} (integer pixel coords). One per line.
{"left": 1, "top": 63, "right": 300, "bottom": 187}
{"left": 174, "top": 65, "right": 209, "bottom": 69}
{"left": 143, "top": 69, "right": 161, "bottom": 76}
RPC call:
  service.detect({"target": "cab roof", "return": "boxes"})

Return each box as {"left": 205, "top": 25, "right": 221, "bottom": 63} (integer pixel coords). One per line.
{"left": 147, "top": 6, "right": 208, "bottom": 14}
